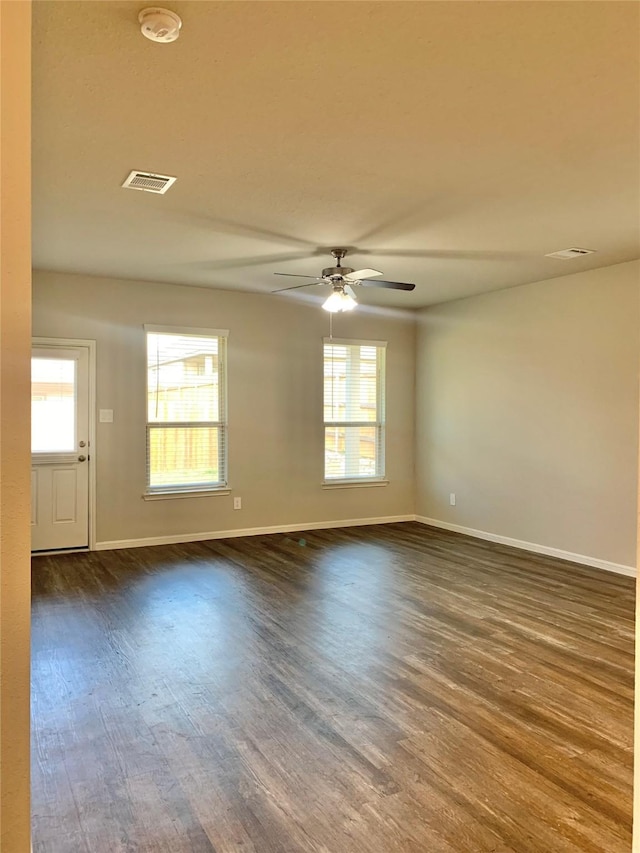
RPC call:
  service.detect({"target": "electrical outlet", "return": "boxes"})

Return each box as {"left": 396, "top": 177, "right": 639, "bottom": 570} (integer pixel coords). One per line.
{"left": 233, "top": 497, "right": 242, "bottom": 510}
{"left": 449, "top": 493, "right": 456, "bottom": 506}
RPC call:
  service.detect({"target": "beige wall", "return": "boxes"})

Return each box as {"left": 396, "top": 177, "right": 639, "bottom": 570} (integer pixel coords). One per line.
{"left": 0, "top": 1, "right": 32, "bottom": 850}
{"left": 416, "top": 259, "right": 639, "bottom": 568}
{"left": 33, "top": 271, "right": 415, "bottom": 545}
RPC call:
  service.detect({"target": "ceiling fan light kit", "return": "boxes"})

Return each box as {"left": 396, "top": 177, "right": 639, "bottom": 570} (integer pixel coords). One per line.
{"left": 273, "top": 248, "right": 416, "bottom": 311}
{"left": 322, "top": 287, "right": 357, "bottom": 313}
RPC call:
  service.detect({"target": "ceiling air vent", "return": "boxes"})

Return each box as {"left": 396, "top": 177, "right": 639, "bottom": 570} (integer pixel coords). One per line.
{"left": 122, "top": 170, "right": 176, "bottom": 194}
{"left": 544, "top": 247, "right": 596, "bottom": 260}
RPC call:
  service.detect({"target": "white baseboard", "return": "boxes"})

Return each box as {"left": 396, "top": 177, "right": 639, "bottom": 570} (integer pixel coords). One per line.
{"left": 415, "top": 516, "right": 636, "bottom": 578}
{"left": 95, "top": 515, "right": 414, "bottom": 551}
{"left": 95, "top": 514, "right": 636, "bottom": 578}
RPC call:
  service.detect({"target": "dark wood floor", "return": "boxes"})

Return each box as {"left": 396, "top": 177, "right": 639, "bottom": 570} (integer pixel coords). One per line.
{"left": 31, "top": 522, "right": 634, "bottom": 853}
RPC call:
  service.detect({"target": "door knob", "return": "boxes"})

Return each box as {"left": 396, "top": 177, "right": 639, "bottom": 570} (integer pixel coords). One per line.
{"left": 78, "top": 455, "right": 86, "bottom": 462}
{"left": 79, "top": 441, "right": 86, "bottom": 447}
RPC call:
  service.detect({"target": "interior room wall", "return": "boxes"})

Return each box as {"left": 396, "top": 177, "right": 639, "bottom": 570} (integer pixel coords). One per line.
{"left": 1, "top": 1, "right": 32, "bottom": 849}
{"left": 416, "top": 259, "right": 639, "bottom": 570}
{"left": 32, "top": 270, "right": 416, "bottom": 546}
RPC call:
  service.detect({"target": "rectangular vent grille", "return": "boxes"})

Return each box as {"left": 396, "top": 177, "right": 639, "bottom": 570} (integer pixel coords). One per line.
{"left": 122, "top": 171, "right": 176, "bottom": 194}
{"left": 545, "top": 247, "right": 595, "bottom": 260}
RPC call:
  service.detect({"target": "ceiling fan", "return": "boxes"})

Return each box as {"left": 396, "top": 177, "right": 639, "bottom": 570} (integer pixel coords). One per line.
{"left": 273, "top": 248, "right": 416, "bottom": 312}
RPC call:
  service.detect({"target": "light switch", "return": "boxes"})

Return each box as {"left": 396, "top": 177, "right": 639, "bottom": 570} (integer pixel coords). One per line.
{"left": 99, "top": 409, "right": 114, "bottom": 423}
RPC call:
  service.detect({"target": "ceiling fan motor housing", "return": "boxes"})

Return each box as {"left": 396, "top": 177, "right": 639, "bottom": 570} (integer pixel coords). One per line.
{"left": 322, "top": 266, "right": 355, "bottom": 278}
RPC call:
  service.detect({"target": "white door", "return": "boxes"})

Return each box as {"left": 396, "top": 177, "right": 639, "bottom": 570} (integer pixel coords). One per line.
{"left": 31, "top": 346, "right": 90, "bottom": 551}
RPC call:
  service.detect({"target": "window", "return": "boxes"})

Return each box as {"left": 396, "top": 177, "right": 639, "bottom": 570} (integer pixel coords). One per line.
{"left": 145, "top": 326, "right": 227, "bottom": 493}
{"left": 32, "top": 357, "right": 76, "bottom": 453}
{"left": 323, "top": 338, "right": 386, "bottom": 482}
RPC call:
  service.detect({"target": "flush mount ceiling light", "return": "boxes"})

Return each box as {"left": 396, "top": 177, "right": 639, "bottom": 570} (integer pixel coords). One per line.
{"left": 322, "top": 285, "right": 357, "bottom": 313}
{"left": 138, "top": 7, "right": 182, "bottom": 43}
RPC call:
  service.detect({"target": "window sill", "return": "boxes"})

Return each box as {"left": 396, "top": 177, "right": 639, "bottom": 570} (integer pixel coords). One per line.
{"left": 322, "top": 479, "right": 389, "bottom": 490}
{"left": 143, "top": 487, "right": 231, "bottom": 501}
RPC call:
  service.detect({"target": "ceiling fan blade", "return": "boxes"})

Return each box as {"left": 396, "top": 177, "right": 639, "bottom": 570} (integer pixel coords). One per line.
{"left": 273, "top": 281, "right": 325, "bottom": 293}
{"left": 344, "top": 268, "right": 383, "bottom": 281}
{"left": 273, "top": 273, "right": 322, "bottom": 279}
{"left": 358, "top": 279, "right": 416, "bottom": 291}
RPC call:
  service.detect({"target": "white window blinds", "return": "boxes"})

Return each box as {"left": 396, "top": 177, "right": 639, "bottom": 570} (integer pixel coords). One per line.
{"left": 145, "top": 327, "right": 227, "bottom": 492}
{"left": 323, "top": 338, "right": 386, "bottom": 481}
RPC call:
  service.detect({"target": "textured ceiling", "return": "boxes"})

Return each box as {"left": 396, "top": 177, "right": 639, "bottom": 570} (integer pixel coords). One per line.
{"left": 32, "top": 1, "right": 640, "bottom": 309}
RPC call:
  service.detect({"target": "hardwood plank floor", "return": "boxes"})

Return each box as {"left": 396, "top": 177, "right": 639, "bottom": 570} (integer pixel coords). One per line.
{"left": 31, "top": 522, "right": 634, "bottom": 853}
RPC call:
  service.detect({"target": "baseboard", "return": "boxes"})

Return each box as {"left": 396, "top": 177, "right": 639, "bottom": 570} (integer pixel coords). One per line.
{"left": 415, "top": 516, "right": 636, "bottom": 578}
{"left": 95, "top": 515, "right": 415, "bottom": 551}
{"left": 95, "top": 514, "right": 637, "bottom": 578}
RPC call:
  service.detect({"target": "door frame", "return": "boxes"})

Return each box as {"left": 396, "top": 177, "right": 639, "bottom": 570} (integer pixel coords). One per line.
{"left": 32, "top": 337, "right": 97, "bottom": 551}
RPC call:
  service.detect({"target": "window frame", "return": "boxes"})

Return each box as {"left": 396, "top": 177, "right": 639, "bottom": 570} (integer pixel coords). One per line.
{"left": 144, "top": 324, "right": 229, "bottom": 498}
{"left": 322, "top": 337, "right": 387, "bottom": 487}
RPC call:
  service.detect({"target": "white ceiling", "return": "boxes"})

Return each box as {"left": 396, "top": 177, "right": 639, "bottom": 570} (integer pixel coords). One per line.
{"left": 32, "top": 1, "right": 640, "bottom": 309}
